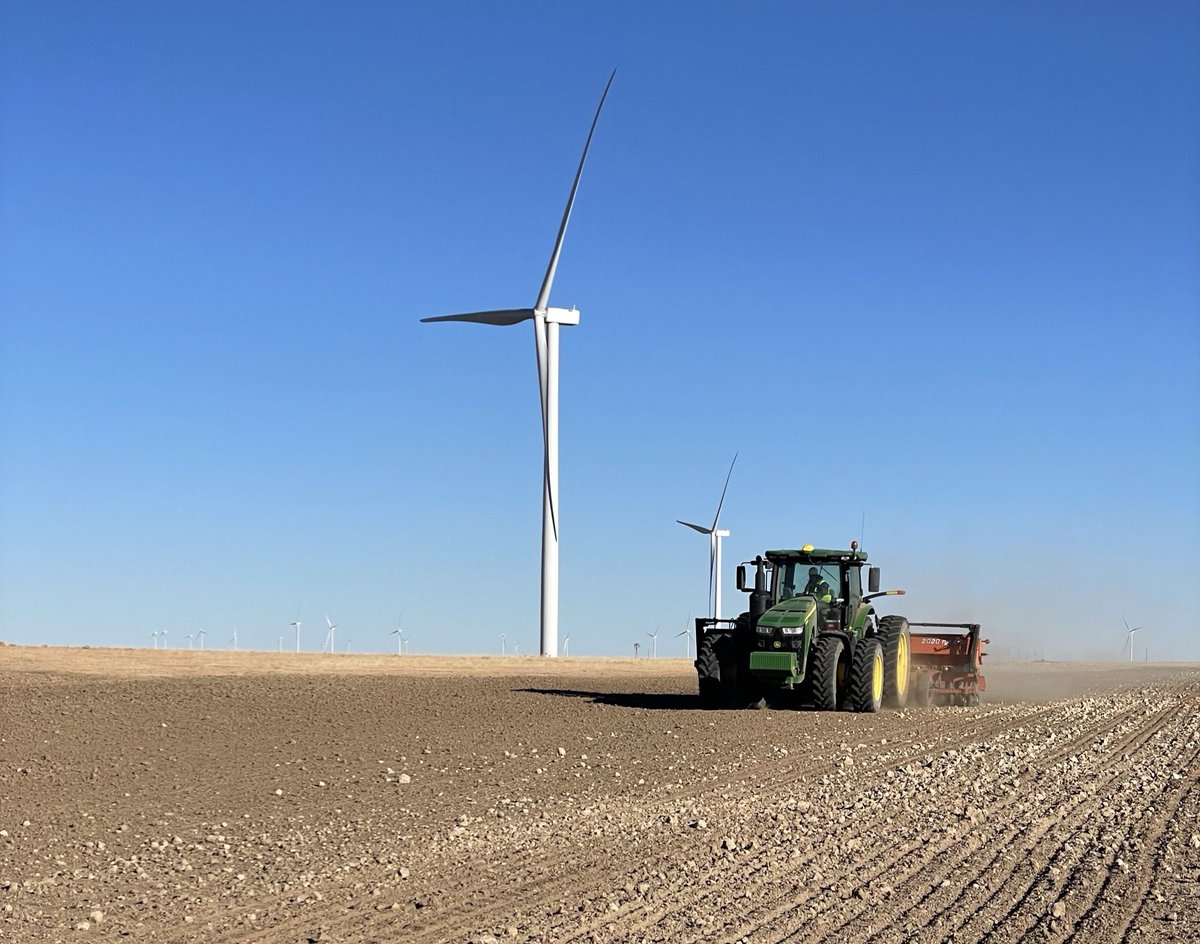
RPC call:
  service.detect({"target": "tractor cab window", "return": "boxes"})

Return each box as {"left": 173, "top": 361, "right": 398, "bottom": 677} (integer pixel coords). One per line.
{"left": 777, "top": 562, "right": 842, "bottom": 602}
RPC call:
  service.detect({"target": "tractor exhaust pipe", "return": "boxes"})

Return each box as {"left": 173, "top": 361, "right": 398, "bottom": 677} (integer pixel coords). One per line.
{"left": 748, "top": 556, "right": 770, "bottom": 631}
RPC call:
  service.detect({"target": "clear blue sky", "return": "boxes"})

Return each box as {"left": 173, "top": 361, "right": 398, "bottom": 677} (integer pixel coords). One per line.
{"left": 2, "top": 1, "right": 1197, "bottom": 660}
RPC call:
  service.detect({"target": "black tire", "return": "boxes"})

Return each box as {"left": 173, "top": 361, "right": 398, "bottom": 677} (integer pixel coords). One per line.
{"left": 696, "top": 634, "right": 726, "bottom": 708}
{"left": 809, "top": 635, "right": 846, "bottom": 711}
{"left": 877, "top": 615, "right": 911, "bottom": 709}
{"left": 847, "top": 638, "right": 884, "bottom": 713}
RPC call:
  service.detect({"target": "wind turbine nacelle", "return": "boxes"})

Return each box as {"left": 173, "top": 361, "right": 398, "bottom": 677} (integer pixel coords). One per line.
{"left": 544, "top": 307, "right": 580, "bottom": 326}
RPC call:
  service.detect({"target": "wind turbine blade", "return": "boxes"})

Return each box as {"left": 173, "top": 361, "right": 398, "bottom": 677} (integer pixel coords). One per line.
{"left": 325, "top": 613, "right": 333, "bottom": 629}
{"left": 711, "top": 452, "right": 738, "bottom": 530}
{"left": 1123, "top": 616, "right": 1131, "bottom": 632}
{"left": 422, "top": 308, "right": 537, "bottom": 327}
{"left": 533, "top": 69, "right": 615, "bottom": 313}
{"left": 533, "top": 315, "right": 556, "bottom": 541}
{"left": 708, "top": 535, "right": 716, "bottom": 616}
{"left": 676, "top": 520, "right": 713, "bottom": 535}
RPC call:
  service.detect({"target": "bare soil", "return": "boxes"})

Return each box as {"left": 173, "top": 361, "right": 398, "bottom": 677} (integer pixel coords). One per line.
{"left": 1, "top": 647, "right": 1197, "bottom": 942}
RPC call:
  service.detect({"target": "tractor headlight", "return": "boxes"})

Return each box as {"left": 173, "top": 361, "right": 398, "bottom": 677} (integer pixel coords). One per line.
{"left": 756, "top": 624, "right": 772, "bottom": 634}
{"left": 780, "top": 626, "right": 804, "bottom": 636}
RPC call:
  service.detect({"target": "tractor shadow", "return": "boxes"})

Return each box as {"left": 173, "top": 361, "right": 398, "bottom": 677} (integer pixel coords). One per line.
{"left": 519, "top": 688, "right": 702, "bottom": 711}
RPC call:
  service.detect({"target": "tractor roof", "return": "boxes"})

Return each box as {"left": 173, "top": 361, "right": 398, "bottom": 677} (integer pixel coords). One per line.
{"left": 765, "top": 546, "right": 868, "bottom": 564}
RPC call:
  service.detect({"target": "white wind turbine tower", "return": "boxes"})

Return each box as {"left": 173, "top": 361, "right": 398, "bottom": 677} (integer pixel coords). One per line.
{"left": 323, "top": 614, "right": 336, "bottom": 654}
{"left": 677, "top": 453, "right": 738, "bottom": 620}
{"left": 1123, "top": 618, "right": 1143, "bottom": 663}
{"left": 401, "top": 631, "right": 411, "bottom": 655}
{"left": 421, "top": 71, "right": 615, "bottom": 659}
{"left": 646, "top": 628, "right": 659, "bottom": 659}
{"left": 561, "top": 635, "right": 570, "bottom": 656}
{"left": 230, "top": 626, "right": 238, "bottom": 651}
{"left": 290, "top": 606, "right": 302, "bottom": 653}
{"left": 390, "top": 618, "right": 403, "bottom": 655}
{"left": 151, "top": 630, "right": 159, "bottom": 649}
{"left": 162, "top": 629, "right": 168, "bottom": 649}
{"left": 186, "top": 633, "right": 193, "bottom": 650}
{"left": 197, "top": 629, "right": 206, "bottom": 650}
{"left": 500, "top": 633, "right": 506, "bottom": 656}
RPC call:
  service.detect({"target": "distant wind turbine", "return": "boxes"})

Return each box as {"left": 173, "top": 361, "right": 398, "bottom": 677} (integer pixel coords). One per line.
{"left": 676, "top": 614, "right": 692, "bottom": 658}
{"left": 561, "top": 635, "right": 570, "bottom": 657}
{"left": 421, "top": 71, "right": 616, "bottom": 659}
{"left": 1123, "top": 618, "right": 1144, "bottom": 663}
{"left": 197, "top": 629, "right": 206, "bottom": 650}
{"left": 290, "top": 606, "right": 302, "bottom": 653}
{"left": 678, "top": 453, "right": 737, "bottom": 620}
{"left": 185, "top": 633, "right": 194, "bottom": 650}
{"left": 401, "top": 631, "right": 411, "bottom": 655}
{"left": 500, "top": 633, "right": 506, "bottom": 656}
{"left": 646, "top": 628, "right": 659, "bottom": 659}
{"left": 323, "top": 614, "right": 336, "bottom": 654}
{"left": 230, "top": 626, "right": 238, "bottom": 651}
{"left": 151, "top": 630, "right": 159, "bottom": 650}
{"left": 390, "top": 618, "right": 403, "bottom": 655}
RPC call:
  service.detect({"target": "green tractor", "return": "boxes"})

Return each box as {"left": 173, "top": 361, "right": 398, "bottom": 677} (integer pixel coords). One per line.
{"left": 694, "top": 543, "right": 911, "bottom": 712}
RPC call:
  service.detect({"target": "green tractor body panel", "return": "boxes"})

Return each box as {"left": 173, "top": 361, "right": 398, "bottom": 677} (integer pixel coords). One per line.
{"left": 749, "top": 596, "right": 815, "bottom": 687}
{"left": 849, "top": 603, "right": 875, "bottom": 635}
{"left": 755, "top": 596, "right": 817, "bottom": 632}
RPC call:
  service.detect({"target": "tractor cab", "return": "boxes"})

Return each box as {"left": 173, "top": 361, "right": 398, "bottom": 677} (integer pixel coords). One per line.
{"left": 737, "top": 544, "right": 879, "bottom": 642}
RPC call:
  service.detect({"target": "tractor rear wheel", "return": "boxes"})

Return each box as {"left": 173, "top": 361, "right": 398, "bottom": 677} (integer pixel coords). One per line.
{"left": 847, "top": 638, "right": 884, "bottom": 713}
{"left": 878, "top": 616, "right": 911, "bottom": 708}
{"left": 696, "top": 635, "right": 726, "bottom": 708}
{"left": 809, "top": 635, "right": 846, "bottom": 711}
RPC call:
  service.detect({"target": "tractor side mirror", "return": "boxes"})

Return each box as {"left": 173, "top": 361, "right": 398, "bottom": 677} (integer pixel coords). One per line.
{"left": 868, "top": 567, "right": 880, "bottom": 594}
{"left": 736, "top": 564, "right": 748, "bottom": 592}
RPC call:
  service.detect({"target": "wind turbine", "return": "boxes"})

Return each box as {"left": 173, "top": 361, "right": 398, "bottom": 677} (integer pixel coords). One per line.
{"left": 421, "top": 71, "right": 615, "bottom": 659}
{"left": 676, "top": 614, "right": 692, "bottom": 658}
{"left": 185, "top": 633, "right": 194, "bottom": 650}
{"left": 646, "top": 627, "right": 659, "bottom": 659}
{"left": 197, "top": 629, "right": 206, "bottom": 650}
{"left": 401, "top": 631, "right": 411, "bottom": 655}
{"left": 561, "top": 635, "right": 570, "bottom": 656}
{"left": 390, "top": 618, "right": 403, "bottom": 655}
{"left": 1123, "top": 618, "right": 1143, "bottom": 663}
{"left": 162, "top": 629, "right": 168, "bottom": 648}
{"left": 677, "top": 453, "right": 738, "bottom": 620}
{"left": 500, "top": 633, "right": 506, "bottom": 656}
{"left": 230, "top": 626, "right": 238, "bottom": 651}
{"left": 290, "top": 606, "right": 302, "bottom": 653}
{"left": 323, "top": 614, "right": 336, "bottom": 654}
{"left": 151, "top": 630, "right": 159, "bottom": 649}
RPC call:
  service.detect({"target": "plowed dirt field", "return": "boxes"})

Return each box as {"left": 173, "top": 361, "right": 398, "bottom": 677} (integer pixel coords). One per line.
{"left": 1, "top": 648, "right": 1197, "bottom": 943}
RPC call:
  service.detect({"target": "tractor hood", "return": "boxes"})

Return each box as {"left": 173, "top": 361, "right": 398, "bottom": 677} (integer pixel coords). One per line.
{"left": 755, "top": 596, "right": 817, "bottom": 632}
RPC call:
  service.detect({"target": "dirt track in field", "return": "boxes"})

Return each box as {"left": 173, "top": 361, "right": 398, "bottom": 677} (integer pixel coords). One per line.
{"left": 1, "top": 648, "right": 1197, "bottom": 943}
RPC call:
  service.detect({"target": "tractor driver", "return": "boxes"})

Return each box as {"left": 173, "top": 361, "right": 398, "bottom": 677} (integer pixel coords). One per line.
{"left": 803, "top": 567, "right": 824, "bottom": 595}
{"left": 814, "top": 580, "right": 833, "bottom": 604}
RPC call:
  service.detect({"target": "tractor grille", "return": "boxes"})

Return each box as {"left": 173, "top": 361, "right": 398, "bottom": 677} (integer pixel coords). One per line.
{"left": 750, "top": 651, "right": 798, "bottom": 674}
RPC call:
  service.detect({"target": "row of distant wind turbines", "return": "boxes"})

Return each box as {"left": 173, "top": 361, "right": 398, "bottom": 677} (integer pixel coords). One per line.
{"left": 150, "top": 612, "right": 414, "bottom": 654}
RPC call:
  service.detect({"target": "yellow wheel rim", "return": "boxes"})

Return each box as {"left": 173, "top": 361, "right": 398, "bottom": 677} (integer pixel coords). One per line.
{"left": 896, "top": 633, "right": 910, "bottom": 696}
{"left": 872, "top": 650, "right": 884, "bottom": 704}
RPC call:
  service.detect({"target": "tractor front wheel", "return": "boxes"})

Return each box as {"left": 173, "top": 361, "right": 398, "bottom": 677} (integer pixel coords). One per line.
{"left": 847, "top": 638, "right": 884, "bottom": 713}
{"left": 809, "top": 635, "right": 846, "bottom": 711}
{"left": 878, "top": 616, "right": 911, "bottom": 708}
{"left": 696, "top": 635, "right": 726, "bottom": 708}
